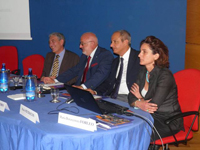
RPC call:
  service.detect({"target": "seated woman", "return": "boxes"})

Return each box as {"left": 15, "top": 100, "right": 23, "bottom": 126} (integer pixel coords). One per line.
{"left": 128, "top": 36, "right": 184, "bottom": 145}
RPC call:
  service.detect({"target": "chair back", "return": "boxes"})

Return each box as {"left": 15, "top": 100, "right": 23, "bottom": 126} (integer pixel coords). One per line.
{"left": 174, "top": 69, "right": 200, "bottom": 131}
{"left": 22, "top": 54, "right": 45, "bottom": 78}
{"left": 0, "top": 46, "right": 18, "bottom": 71}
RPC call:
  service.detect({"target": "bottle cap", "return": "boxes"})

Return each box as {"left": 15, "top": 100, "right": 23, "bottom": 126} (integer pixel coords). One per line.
{"left": 1, "top": 63, "right": 6, "bottom": 71}
{"left": 28, "top": 68, "right": 33, "bottom": 76}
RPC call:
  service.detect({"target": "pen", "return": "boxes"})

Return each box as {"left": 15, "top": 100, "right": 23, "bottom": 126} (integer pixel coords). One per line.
{"left": 66, "top": 98, "right": 74, "bottom": 104}
{"left": 59, "top": 96, "right": 68, "bottom": 99}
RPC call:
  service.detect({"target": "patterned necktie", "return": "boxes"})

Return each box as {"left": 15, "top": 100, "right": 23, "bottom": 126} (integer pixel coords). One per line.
{"left": 50, "top": 55, "right": 60, "bottom": 77}
{"left": 81, "top": 56, "right": 91, "bottom": 84}
{"left": 111, "top": 57, "right": 124, "bottom": 99}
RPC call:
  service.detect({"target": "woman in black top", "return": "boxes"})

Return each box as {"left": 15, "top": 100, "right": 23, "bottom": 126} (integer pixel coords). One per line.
{"left": 128, "top": 36, "right": 184, "bottom": 141}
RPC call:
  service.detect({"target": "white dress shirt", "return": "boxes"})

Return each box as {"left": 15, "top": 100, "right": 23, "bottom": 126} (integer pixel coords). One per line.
{"left": 117, "top": 48, "right": 131, "bottom": 95}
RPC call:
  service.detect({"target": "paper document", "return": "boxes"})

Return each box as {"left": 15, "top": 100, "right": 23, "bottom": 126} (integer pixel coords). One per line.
{"left": 7, "top": 94, "right": 26, "bottom": 100}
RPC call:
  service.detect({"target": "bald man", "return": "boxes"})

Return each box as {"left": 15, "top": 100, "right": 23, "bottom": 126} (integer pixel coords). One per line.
{"left": 43, "top": 32, "right": 113, "bottom": 90}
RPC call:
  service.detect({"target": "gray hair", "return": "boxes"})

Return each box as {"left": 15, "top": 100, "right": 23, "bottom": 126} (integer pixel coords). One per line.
{"left": 115, "top": 30, "right": 131, "bottom": 46}
{"left": 49, "top": 32, "right": 65, "bottom": 46}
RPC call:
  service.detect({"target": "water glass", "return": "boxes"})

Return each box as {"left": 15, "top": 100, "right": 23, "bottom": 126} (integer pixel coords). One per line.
{"left": 50, "top": 88, "right": 60, "bottom": 103}
{"left": 12, "top": 76, "right": 20, "bottom": 86}
{"left": 36, "top": 85, "right": 45, "bottom": 98}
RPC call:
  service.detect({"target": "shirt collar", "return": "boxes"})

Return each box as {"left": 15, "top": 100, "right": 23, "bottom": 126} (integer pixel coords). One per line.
{"left": 56, "top": 48, "right": 65, "bottom": 57}
{"left": 120, "top": 47, "right": 131, "bottom": 61}
{"left": 89, "top": 46, "right": 98, "bottom": 58}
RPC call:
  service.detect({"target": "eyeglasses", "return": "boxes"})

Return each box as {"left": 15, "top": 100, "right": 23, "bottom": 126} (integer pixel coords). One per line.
{"left": 80, "top": 41, "right": 93, "bottom": 46}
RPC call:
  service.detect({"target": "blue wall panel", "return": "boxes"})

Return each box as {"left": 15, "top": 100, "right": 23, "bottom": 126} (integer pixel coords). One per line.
{"left": 0, "top": 0, "right": 187, "bottom": 74}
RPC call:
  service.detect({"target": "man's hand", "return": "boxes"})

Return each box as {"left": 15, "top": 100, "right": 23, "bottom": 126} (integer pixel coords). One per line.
{"left": 72, "top": 85, "right": 84, "bottom": 89}
{"left": 50, "top": 76, "right": 56, "bottom": 79}
{"left": 40, "top": 76, "right": 45, "bottom": 81}
{"left": 43, "top": 77, "right": 55, "bottom": 84}
{"left": 85, "top": 88, "right": 96, "bottom": 95}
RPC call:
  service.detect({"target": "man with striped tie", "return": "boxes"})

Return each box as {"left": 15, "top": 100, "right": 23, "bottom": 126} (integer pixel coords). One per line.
{"left": 41, "top": 32, "right": 79, "bottom": 84}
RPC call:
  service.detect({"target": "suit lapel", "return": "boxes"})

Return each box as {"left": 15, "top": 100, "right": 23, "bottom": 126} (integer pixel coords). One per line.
{"left": 127, "top": 49, "right": 134, "bottom": 75}
{"left": 47, "top": 53, "right": 55, "bottom": 76}
{"left": 59, "top": 50, "right": 67, "bottom": 74}
{"left": 127, "top": 49, "right": 137, "bottom": 80}
{"left": 50, "top": 53, "right": 55, "bottom": 66}
{"left": 87, "top": 47, "right": 100, "bottom": 76}
{"left": 90, "top": 47, "right": 100, "bottom": 66}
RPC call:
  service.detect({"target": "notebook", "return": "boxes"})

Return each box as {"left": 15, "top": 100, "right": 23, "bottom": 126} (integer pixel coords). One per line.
{"left": 65, "top": 84, "right": 129, "bottom": 114}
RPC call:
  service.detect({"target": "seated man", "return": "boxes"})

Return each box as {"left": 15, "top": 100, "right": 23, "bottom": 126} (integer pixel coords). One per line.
{"left": 88, "top": 30, "right": 140, "bottom": 102}
{"left": 41, "top": 32, "right": 79, "bottom": 84}
{"left": 43, "top": 32, "right": 114, "bottom": 90}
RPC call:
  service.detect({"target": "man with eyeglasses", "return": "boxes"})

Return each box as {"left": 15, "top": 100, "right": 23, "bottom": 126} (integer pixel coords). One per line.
{"left": 41, "top": 32, "right": 79, "bottom": 84}
{"left": 44, "top": 32, "right": 113, "bottom": 90}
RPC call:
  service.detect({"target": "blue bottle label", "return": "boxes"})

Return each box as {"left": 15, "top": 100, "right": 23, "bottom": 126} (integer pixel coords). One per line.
{"left": 0, "top": 82, "right": 8, "bottom": 92}
{"left": 25, "top": 78, "right": 36, "bottom": 101}
{"left": 0, "top": 76, "right": 8, "bottom": 92}
{"left": 26, "top": 90, "right": 35, "bottom": 100}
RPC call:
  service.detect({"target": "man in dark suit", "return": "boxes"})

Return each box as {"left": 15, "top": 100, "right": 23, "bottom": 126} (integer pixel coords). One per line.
{"left": 43, "top": 32, "right": 113, "bottom": 90}
{"left": 88, "top": 30, "right": 140, "bottom": 102}
{"left": 41, "top": 32, "right": 79, "bottom": 84}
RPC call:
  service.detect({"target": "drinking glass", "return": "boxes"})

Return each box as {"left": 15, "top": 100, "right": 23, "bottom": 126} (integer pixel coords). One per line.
{"left": 50, "top": 88, "right": 60, "bottom": 103}
{"left": 36, "top": 85, "right": 45, "bottom": 98}
{"left": 12, "top": 76, "right": 20, "bottom": 86}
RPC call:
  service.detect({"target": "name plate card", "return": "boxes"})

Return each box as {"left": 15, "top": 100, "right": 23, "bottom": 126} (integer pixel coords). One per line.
{"left": 58, "top": 112, "right": 97, "bottom": 132}
{"left": 19, "top": 104, "right": 40, "bottom": 124}
{"left": 0, "top": 100, "right": 10, "bottom": 112}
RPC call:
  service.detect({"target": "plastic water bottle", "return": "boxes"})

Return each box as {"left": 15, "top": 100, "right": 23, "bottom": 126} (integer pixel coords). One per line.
{"left": 0, "top": 63, "right": 9, "bottom": 92}
{"left": 25, "top": 68, "right": 36, "bottom": 101}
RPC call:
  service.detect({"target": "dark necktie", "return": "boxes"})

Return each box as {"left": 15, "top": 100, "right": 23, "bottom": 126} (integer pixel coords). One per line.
{"left": 81, "top": 56, "right": 91, "bottom": 84}
{"left": 111, "top": 57, "right": 124, "bottom": 99}
{"left": 50, "top": 55, "right": 60, "bottom": 77}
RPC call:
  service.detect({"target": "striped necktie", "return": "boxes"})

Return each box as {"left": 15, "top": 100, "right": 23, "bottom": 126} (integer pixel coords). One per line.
{"left": 50, "top": 55, "right": 60, "bottom": 77}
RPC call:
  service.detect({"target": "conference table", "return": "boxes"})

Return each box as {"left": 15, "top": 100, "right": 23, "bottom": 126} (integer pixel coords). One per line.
{"left": 0, "top": 88, "right": 153, "bottom": 150}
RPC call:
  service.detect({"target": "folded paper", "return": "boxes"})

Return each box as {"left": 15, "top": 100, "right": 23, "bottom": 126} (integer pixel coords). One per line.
{"left": 58, "top": 112, "right": 97, "bottom": 132}
{"left": 19, "top": 104, "right": 40, "bottom": 124}
{"left": 0, "top": 100, "right": 10, "bottom": 112}
{"left": 7, "top": 94, "right": 26, "bottom": 100}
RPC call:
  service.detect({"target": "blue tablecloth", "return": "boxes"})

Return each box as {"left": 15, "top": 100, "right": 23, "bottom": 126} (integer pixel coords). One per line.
{"left": 0, "top": 89, "right": 153, "bottom": 150}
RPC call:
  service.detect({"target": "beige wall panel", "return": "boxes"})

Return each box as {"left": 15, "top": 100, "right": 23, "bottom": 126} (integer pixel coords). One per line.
{"left": 186, "top": 0, "right": 200, "bottom": 44}
{"left": 185, "top": 44, "right": 200, "bottom": 70}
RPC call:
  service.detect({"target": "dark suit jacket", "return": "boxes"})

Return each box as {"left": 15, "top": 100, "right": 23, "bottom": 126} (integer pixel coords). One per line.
{"left": 128, "top": 66, "right": 184, "bottom": 132}
{"left": 95, "top": 48, "right": 140, "bottom": 96}
{"left": 41, "top": 49, "right": 80, "bottom": 84}
{"left": 56, "top": 46, "right": 114, "bottom": 90}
